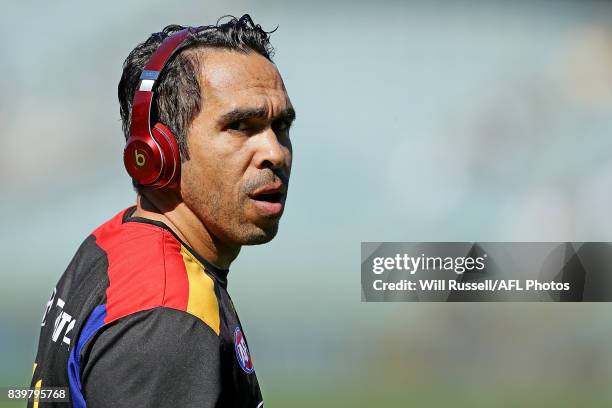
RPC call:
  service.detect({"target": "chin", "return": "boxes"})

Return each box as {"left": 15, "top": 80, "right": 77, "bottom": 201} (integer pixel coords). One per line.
{"left": 239, "top": 222, "right": 280, "bottom": 245}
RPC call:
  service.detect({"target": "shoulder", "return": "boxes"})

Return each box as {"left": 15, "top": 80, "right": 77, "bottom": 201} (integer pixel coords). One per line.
{"left": 91, "top": 207, "right": 221, "bottom": 335}
{"left": 81, "top": 307, "right": 222, "bottom": 408}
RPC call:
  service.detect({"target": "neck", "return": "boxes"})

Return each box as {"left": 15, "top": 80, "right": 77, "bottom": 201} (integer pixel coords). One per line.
{"left": 132, "top": 190, "right": 240, "bottom": 270}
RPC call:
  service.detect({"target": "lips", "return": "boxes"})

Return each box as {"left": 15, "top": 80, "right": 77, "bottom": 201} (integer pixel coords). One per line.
{"left": 248, "top": 181, "right": 286, "bottom": 216}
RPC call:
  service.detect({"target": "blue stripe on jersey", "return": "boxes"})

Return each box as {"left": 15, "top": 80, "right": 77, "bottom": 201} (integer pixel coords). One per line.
{"left": 67, "top": 304, "right": 107, "bottom": 408}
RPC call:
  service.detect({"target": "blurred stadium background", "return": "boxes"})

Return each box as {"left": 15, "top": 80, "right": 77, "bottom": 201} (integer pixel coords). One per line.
{"left": 2, "top": 0, "right": 612, "bottom": 406}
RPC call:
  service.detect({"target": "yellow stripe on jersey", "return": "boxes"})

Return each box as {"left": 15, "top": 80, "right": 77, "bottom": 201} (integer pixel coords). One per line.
{"left": 33, "top": 379, "right": 42, "bottom": 408}
{"left": 180, "top": 246, "right": 221, "bottom": 335}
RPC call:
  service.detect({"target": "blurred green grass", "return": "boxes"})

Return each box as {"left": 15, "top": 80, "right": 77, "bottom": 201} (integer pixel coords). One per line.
{"left": 265, "top": 383, "right": 612, "bottom": 407}
{"left": 2, "top": 375, "right": 611, "bottom": 407}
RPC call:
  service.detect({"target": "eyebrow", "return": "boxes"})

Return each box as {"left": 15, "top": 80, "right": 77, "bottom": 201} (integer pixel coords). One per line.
{"left": 219, "top": 106, "right": 296, "bottom": 125}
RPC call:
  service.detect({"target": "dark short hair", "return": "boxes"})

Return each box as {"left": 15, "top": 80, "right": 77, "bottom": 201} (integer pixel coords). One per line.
{"left": 118, "top": 14, "right": 276, "bottom": 191}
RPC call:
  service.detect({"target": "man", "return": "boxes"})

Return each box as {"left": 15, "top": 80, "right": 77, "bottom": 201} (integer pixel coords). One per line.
{"left": 29, "top": 14, "right": 294, "bottom": 407}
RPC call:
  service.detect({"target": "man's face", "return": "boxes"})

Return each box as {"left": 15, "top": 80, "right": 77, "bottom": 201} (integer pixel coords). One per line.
{"left": 181, "top": 49, "right": 294, "bottom": 246}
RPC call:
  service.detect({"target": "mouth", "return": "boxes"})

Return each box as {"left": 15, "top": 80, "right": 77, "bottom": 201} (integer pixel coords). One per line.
{"left": 248, "top": 183, "right": 286, "bottom": 216}
{"left": 251, "top": 191, "right": 283, "bottom": 203}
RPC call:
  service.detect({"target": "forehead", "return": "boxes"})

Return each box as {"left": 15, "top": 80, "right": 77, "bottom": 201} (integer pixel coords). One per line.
{"left": 195, "top": 49, "right": 290, "bottom": 113}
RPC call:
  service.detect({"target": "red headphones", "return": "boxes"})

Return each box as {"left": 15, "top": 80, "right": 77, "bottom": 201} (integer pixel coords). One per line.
{"left": 123, "top": 27, "right": 202, "bottom": 189}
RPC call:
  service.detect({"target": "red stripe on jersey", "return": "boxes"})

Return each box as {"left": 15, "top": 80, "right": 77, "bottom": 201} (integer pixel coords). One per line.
{"left": 93, "top": 207, "right": 189, "bottom": 324}
{"left": 161, "top": 236, "right": 191, "bottom": 310}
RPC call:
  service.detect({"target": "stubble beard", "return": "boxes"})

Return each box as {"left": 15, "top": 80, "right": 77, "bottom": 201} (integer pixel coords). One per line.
{"left": 184, "top": 178, "right": 281, "bottom": 247}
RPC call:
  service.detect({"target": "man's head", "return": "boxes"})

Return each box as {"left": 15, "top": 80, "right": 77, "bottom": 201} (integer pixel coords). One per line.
{"left": 118, "top": 15, "right": 294, "bottom": 246}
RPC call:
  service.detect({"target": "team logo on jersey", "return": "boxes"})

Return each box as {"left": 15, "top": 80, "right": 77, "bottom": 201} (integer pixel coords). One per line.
{"left": 234, "top": 327, "right": 254, "bottom": 374}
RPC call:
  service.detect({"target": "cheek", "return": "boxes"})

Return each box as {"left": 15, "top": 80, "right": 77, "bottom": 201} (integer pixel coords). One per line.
{"left": 286, "top": 147, "right": 293, "bottom": 174}
{"left": 181, "top": 146, "right": 246, "bottom": 210}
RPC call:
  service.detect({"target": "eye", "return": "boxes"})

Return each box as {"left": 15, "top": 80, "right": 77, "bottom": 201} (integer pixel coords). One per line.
{"left": 227, "top": 120, "right": 250, "bottom": 132}
{"left": 273, "top": 119, "right": 291, "bottom": 134}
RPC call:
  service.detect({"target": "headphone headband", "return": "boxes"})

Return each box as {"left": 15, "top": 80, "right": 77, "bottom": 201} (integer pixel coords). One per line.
{"left": 124, "top": 27, "right": 203, "bottom": 189}
{"left": 130, "top": 28, "right": 199, "bottom": 151}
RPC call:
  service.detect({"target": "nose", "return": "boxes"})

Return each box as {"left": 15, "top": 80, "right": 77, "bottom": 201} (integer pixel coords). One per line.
{"left": 253, "top": 128, "right": 290, "bottom": 171}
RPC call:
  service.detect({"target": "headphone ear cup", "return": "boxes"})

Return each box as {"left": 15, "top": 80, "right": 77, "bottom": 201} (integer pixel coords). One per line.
{"left": 150, "top": 122, "right": 181, "bottom": 188}
{"left": 123, "top": 134, "right": 164, "bottom": 186}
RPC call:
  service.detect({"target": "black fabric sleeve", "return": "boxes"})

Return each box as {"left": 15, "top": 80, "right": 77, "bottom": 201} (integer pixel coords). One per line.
{"left": 81, "top": 307, "right": 222, "bottom": 408}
